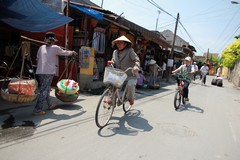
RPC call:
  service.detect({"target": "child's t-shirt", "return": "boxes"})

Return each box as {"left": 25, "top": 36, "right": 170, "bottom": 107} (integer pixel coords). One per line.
{"left": 137, "top": 74, "right": 145, "bottom": 86}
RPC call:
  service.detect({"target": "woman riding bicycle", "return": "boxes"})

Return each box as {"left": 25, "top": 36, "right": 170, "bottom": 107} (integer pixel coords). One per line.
{"left": 107, "top": 35, "right": 140, "bottom": 105}
{"left": 172, "top": 56, "right": 195, "bottom": 101}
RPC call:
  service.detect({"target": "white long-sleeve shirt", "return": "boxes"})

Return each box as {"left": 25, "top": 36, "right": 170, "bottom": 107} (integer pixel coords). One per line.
{"left": 36, "top": 45, "right": 73, "bottom": 75}
{"left": 200, "top": 65, "right": 209, "bottom": 75}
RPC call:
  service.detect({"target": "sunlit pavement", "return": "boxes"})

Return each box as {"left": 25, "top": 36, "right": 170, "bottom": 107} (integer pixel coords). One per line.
{"left": 0, "top": 75, "right": 236, "bottom": 145}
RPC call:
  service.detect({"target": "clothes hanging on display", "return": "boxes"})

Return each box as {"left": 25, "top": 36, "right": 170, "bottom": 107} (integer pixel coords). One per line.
{"left": 92, "top": 27, "right": 105, "bottom": 54}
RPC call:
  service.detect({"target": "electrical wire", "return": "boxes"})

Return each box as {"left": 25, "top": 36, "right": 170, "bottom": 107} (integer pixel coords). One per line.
{"left": 211, "top": 8, "right": 240, "bottom": 52}
{"left": 147, "top": 0, "right": 176, "bottom": 20}
{"left": 178, "top": 21, "right": 205, "bottom": 53}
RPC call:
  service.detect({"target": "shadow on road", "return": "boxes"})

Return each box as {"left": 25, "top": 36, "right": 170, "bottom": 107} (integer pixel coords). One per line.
{"left": 97, "top": 109, "right": 153, "bottom": 137}
{"left": 176, "top": 103, "right": 204, "bottom": 113}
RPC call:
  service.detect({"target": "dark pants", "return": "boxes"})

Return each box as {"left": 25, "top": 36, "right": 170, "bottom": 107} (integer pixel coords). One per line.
{"left": 176, "top": 76, "right": 189, "bottom": 98}
{"left": 33, "top": 74, "right": 54, "bottom": 113}
{"left": 202, "top": 74, "right": 207, "bottom": 84}
{"left": 183, "top": 80, "right": 190, "bottom": 98}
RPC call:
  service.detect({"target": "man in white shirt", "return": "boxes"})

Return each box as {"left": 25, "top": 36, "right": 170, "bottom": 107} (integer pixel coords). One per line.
{"left": 200, "top": 63, "right": 209, "bottom": 85}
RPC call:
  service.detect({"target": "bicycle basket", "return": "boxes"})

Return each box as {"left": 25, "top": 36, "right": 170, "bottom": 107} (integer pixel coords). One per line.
{"left": 103, "top": 67, "right": 127, "bottom": 88}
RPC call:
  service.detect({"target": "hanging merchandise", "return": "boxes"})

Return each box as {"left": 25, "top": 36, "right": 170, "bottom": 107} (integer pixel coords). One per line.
{"left": 92, "top": 27, "right": 105, "bottom": 54}
{"left": 1, "top": 42, "right": 38, "bottom": 103}
{"left": 55, "top": 56, "right": 79, "bottom": 102}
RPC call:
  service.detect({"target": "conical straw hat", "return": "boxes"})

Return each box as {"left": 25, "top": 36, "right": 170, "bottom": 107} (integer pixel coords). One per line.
{"left": 112, "top": 35, "right": 132, "bottom": 45}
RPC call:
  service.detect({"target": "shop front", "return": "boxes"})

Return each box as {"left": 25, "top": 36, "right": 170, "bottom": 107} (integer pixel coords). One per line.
{"left": 0, "top": 0, "right": 73, "bottom": 87}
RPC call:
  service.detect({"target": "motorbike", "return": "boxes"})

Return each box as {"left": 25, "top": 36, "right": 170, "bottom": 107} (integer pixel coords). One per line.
{"left": 0, "top": 56, "right": 36, "bottom": 78}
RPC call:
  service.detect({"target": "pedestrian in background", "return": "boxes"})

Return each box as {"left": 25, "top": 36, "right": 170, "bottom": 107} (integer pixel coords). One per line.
{"left": 216, "top": 66, "right": 222, "bottom": 77}
{"left": 161, "top": 61, "right": 166, "bottom": 79}
{"left": 192, "top": 62, "right": 198, "bottom": 81}
{"left": 148, "top": 59, "right": 161, "bottom": 87}
{"left": 200, "top": 62, "right": 209, "bottom": 85}
{"left": 33, "top": 32, "right": 78, "bottom": 116}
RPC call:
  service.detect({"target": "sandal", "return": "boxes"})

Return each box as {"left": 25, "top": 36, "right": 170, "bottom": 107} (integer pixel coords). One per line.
{"left": 48, "top": 102, "right": 58, "bottom": 110}
{"left": 128, "top": 99, "right": 134, "bottom": 105}
{"left": 103, "top": 100, "right": 112, "bottom": 105}
{"left": 32, "top": 111, "right": 46, "bottom": 116}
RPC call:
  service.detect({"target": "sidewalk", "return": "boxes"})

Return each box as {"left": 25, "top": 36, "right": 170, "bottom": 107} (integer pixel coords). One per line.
{"left": 2, "top": 75, "right": 235, "bottom": 112}
{"left": 0, "top": 76, "right": 176, "bottom": 108}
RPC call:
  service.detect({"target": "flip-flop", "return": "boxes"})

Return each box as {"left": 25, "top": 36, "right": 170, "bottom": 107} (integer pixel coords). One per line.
{"left": 48, "top": 102, "right": 58, "bottom": 110}
{"left": 32, "top": 111, "right": 46, "bottom": 116}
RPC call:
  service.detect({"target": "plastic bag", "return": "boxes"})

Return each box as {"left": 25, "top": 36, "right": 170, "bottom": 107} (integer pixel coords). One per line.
{"left": 103, "top": 67, "right": 127, "bottom": 88}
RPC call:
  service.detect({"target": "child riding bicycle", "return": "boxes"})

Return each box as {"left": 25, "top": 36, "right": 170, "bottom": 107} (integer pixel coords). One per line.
{"left": 107, "top": 35, "right": 140, "bottom": 105}
{"left": 172, "top": 56, "right": 195, "bottom": 101}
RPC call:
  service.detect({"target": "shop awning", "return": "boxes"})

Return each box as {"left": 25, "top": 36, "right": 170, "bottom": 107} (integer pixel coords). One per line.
{"left": 69, "top": 4, "right": 104, "bottom": 21}
{"left": 0, "top": 0, "right": 73, "bottom": 32}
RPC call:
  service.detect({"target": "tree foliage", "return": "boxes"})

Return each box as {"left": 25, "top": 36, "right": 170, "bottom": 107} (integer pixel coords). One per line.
{"left": 208, "top": 54, "right": 220, "bottom": 67}
{"left": 221, "top": 38, "right": 240, "bottom": 69}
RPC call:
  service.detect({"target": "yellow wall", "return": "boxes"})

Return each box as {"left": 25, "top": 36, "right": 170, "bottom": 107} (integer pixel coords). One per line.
{"left": 222, "top": 67, "right": 228, "bottom": 78}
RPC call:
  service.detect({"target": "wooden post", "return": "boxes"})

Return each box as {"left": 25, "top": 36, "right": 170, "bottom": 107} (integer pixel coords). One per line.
{"left": 166, "top": 13, "right": 179, "bottom": 82}
{"left": 65, "top": 0, "right": 70, "bottom": 78}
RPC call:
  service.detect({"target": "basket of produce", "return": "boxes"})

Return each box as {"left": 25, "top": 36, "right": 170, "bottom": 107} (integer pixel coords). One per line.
{"left": 55, "top": 88, "right": 79, "bottom": 102}
{"left": 56, "top": 79, "right": 79, "bottom": 102}
{"left": 0, "top": 78, "right": 38, "bottom": 103}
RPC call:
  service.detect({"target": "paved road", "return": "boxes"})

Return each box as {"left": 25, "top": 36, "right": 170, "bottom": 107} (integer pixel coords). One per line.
{"left": 0, "top": 76, "right": 240, "bottom": 160}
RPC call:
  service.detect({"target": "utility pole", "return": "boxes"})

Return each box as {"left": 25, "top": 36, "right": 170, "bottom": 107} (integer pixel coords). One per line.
{"left": 170, "top": 13, "right": 179, "bottom": 59}
{"left": 101, "top": 0, "right": 104, "bottom": 8}
{"left": 206, "top": 48, "right": 209, "bottom": 63}
{"left": 166, "top": 13, "right": 180, "bottom": 82}
{"left": 155, "top": 10, "right": 160, "bottom": 31}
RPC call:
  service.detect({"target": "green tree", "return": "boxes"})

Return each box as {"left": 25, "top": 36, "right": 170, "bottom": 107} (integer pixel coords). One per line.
{"left": 221, "top": 38, "right": 240, "bottom": 69}
{"left": 234, "top": 34, "right": 240, "bottom": 39}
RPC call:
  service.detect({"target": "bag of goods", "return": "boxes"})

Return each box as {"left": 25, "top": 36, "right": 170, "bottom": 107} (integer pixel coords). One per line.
{"left": 216, "top": 77, "right": 223, "bottom": 87}
{"left": 211, "top": 78, "right": 217, "bottom": 85}
{"left": 57, "top": 79, "right": 79, "bottom": 95}
{"left": 8, "top": 79, "right": 37, "bottom": 96}
{"left": 103, "top": 67, "right": 127, "bottom": 88}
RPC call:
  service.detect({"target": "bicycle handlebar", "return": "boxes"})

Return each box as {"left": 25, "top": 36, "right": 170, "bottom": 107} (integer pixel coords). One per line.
{"left": 108, "top": 64, "right": 137, "bottom": 77}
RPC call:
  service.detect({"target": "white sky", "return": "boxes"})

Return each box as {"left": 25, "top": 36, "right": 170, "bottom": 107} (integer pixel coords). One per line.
{"left": 90, "top": 0, "right": 240, "bottom": 56}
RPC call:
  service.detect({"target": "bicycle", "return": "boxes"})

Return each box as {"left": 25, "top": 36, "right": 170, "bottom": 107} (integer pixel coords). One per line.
{"left": 95, "top": 65, "right": 135, "bottom": 128}
{"left": 173, "top": 73, "right": 191, "bottom": 110}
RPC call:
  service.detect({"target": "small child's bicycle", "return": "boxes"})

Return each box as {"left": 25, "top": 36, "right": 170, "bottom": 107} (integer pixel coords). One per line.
{"left": 95, "top": 65, "right": 134, "bottom": 128}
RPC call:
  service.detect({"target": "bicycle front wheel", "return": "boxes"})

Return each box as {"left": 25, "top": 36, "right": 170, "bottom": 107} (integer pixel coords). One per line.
{"left": 174, "top": 90, "right": 181, "bottom": 110}
{"left": 95, "top": 88, "right": 114, "bottom": 128}
{"left": 122, "top": 87, "right": 131, "bottom": 113}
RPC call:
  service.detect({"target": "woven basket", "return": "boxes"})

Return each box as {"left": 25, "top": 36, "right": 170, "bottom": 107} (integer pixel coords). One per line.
{"left": 0, "top": 89, "right": 37, "bottom": 103}
{"left": 55, "top": 88, "right": 78, "bottom": 102}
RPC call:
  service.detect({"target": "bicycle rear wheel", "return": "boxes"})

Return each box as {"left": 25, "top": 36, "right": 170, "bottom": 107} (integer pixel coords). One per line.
{"left": 174, "top": 90, "right": 181, "bottom": 110}
{"left": 95, "top": 88, "right": 114, "bottom": 128}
